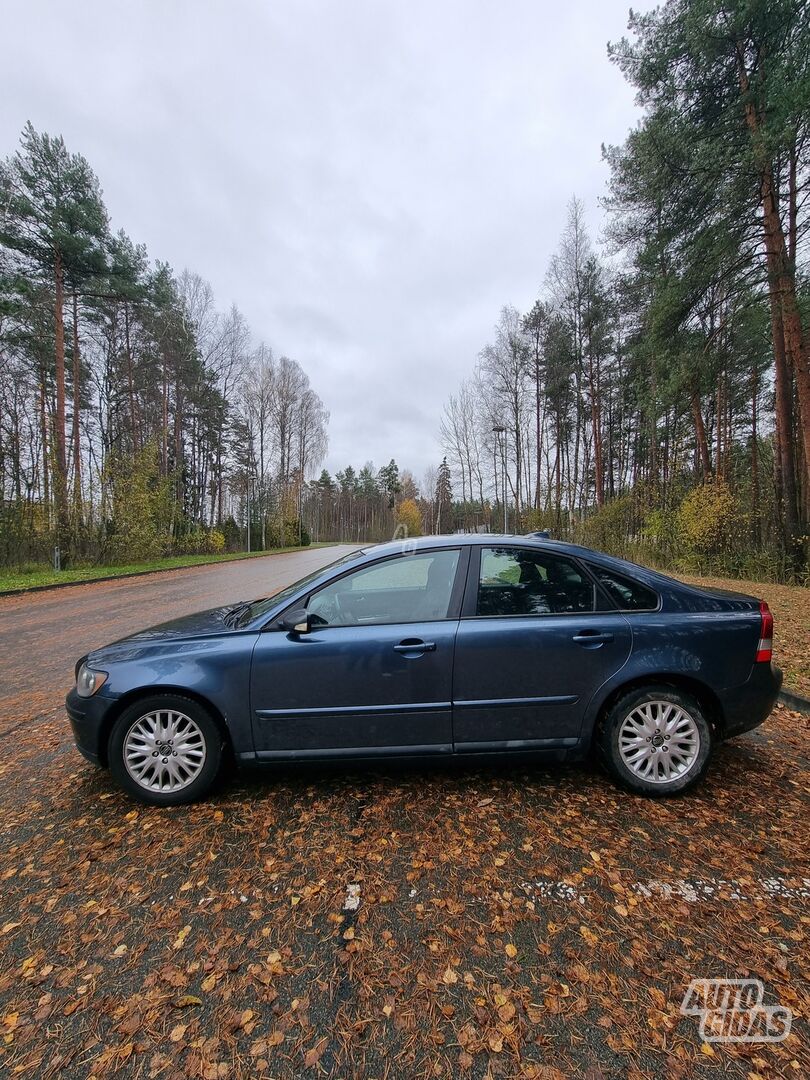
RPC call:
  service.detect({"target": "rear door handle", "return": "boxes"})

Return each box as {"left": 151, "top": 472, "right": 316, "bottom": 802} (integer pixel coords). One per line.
{"left": 394, "top": 639, "right": 436, "bottom": 654}
{"left": 572, "top": 631, "right": 614, "bottom": 646}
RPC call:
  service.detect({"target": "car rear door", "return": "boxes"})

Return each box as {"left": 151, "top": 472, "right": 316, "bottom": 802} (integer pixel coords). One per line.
{"left": 250, "top": 547, "right": 468, "bottom": 758}
{"left": 452, "top": 544, "right": 632, "bottom": 752}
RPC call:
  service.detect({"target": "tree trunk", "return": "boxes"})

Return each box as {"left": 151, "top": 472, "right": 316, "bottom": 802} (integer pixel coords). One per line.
{"left": 750, "top": 357, "right": 760, "bottom": 547}
{"left": 737, "top": 49, "right": 810, "bottom": 490}
{"left": 691, "top": 389, "right": 711, "bottom": 479}
{"left": 124, "top": 302, "right": 139, "bottom": 450}
{"left": 769, "top": 291, "right": 800, "bottom": 551}
{"left": 39, "top": 361, "right": 50, "bottom": 513}
{"left": 53, "top": 251, "right": 70, "bottom": 559}
{"left": 72, "top": 291, "right": 82, "bottom": 526}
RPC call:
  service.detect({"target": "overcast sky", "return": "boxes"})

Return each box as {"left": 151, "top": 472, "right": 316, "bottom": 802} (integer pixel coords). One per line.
{"left": 2, "top": 0, "right": 653, "bottom": 483}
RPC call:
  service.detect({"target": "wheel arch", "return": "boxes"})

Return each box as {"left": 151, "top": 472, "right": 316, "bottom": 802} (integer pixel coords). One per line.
{"left": 590, "top": 673, "right": 725, "bottom": 743}
{"left": 98, "top": 686, "right": 232, "bottom": 766}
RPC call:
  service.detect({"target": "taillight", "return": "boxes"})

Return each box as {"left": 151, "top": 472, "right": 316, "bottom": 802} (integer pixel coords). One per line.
{"left": 756, "top": 600, "right": 773, "bottom": 663}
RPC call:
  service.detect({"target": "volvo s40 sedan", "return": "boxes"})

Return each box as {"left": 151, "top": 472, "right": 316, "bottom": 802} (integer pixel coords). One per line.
{"left": 66, "top": 536, "right": 782, "bottom": 805}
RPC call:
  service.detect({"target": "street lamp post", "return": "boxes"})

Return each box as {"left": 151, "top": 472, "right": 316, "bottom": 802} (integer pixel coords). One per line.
{"left": 492, "top": 426, "right": 507, "bottom": 534}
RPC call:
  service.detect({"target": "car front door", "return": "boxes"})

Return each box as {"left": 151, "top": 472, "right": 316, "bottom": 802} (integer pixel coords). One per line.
{"left": 250, "top": 547, "right": 468, "bottom": 759}
{"left": 452, "top": 545, "right": 632, "bottom": 752}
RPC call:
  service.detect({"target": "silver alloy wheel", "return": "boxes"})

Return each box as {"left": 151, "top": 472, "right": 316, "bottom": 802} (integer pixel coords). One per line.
{"left": 123, "top": 709, "right": 207, "bottom": 793}
{"left": 618, "top": 699, "right": 700, "bottom": 785}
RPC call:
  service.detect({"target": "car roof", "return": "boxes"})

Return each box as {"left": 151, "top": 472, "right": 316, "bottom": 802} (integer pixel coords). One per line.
{"left": 360, "top": 534, "right": 682, "bottom": 589}
{"left": 366, "top": 533, "right": 597, "bottom": 557}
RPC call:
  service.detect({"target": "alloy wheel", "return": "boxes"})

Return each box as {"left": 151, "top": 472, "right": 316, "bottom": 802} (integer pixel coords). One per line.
{"left": 123, "top": 709, "right": 207, "bottom": 793}
{"left": 617, "top": 699, "right": 700, "bottom": 785}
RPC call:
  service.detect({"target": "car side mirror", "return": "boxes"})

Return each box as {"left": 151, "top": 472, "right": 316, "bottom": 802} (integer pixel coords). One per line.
{"left": 281, "top": 608, "right": 311, "bottom": 634}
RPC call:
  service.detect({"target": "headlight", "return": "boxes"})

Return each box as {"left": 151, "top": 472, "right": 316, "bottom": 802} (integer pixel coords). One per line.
{"left": 76, "top": 663, "right": 108, "bottom": 698}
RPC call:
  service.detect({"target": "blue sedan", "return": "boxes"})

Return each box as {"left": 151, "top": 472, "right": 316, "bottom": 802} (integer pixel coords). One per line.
{"left": 66, "top": 536, "right": 782, "bottom": 805}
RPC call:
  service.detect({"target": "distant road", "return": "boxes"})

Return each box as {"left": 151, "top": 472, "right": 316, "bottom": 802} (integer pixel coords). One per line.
{"left": 0, "top": 544, "right": 357, "bottom": 733}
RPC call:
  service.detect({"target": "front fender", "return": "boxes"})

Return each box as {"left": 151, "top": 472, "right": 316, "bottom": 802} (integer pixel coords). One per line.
{"left": 90, "top": 632, "right": 258, "bottom": 753}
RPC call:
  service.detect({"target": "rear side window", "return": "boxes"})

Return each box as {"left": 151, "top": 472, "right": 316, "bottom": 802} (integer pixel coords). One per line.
{"left": 477, "top": 547, "right": 595, "bottom": 616}
{"left": 593, "top": 567, "right": 658, "bottom": 612}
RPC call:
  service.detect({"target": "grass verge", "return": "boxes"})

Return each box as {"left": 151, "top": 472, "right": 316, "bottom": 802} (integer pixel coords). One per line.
{"left": 0, "top": 544, "right": 338, "bottom": 595}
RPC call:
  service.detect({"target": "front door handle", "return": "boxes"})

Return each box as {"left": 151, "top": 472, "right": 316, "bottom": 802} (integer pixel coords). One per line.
{"left": 394, "top": 639, "right": 436, "bottom": 654}
{"left": 572, "top": 630, "right": 614, "bottom": 647}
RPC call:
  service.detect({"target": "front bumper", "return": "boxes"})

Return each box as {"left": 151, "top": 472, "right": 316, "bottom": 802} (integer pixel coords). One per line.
{"left": 66, "top": 687, "right": 117, "bottom": 766}
{"left": 721, "top": 662, "right": 783, "bottom": 739}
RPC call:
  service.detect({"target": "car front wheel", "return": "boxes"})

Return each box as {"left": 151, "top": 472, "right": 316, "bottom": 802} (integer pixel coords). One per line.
{"left": 598, "top": 685, "right": 712, "bottom": 796}
{"left": 108, "top": 694, "right": 223, "bottom": 806}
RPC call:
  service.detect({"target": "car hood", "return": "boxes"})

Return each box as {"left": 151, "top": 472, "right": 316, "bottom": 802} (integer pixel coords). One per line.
{"left": 88, "top": 606, "right": 237, "bottom": 661}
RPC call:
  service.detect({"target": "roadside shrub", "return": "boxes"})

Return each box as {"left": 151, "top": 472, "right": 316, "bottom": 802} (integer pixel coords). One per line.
{"left": 103, "top": 442, "right": 172, "bottom": 563}
{"left": 580, "top": 496, "right": 638, "bottom": 556}
{"left": 521, "top": 508, "right": 558, "bottom": 535}
{"left": 174, "top": 527, "right": 228, "bottom": 556}
{"left": 675, "top": 481, "right": 739, "bottom": 559}
{"left": 265, "top": 516, "right": 309, "bottom": 548}
{"left": 220, "top": 516, "right": 243, "bottom": 552}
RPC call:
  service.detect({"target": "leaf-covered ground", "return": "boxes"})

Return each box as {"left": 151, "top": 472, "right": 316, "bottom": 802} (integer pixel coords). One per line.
{"left": 680, "top": 574, "right": 810, "bottom": 697}
{"left": 1, "top": 557, "right": 807, "bottom": 1078}
{"left": 1, "top": 704, "right": 807, "bottom": 1080}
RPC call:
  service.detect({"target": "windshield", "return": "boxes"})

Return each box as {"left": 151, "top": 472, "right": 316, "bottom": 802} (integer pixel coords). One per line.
{"left": 234, "top": 550, "right": 366, "bottom": 626}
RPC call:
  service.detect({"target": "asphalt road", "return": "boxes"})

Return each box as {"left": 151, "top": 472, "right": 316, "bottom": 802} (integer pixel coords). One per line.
{"left": 0, "top": 545, "right": 357, "bottom": 736}
{"left": 0, "top": 550, "right": 807, "bottom": 1079}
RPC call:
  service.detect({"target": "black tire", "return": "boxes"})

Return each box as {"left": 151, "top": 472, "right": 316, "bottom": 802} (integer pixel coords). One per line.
{"left": 597, "top": 684, "right": 713, "bottom": 797}
{"left": 108, "top": 694, "right": 224, "bottom": 806}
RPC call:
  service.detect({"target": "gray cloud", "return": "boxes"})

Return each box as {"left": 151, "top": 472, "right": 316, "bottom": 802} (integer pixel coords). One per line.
{"left": 1, "top": 0, "right": 654, "bottom": 481}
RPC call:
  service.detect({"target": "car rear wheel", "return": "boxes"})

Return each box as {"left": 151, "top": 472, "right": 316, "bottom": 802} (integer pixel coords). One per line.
{"left": 598, "top": 685, "right": 712, "bottom": 796}
{"left": 108, "top": 695, "right": 223, "bottom": 806}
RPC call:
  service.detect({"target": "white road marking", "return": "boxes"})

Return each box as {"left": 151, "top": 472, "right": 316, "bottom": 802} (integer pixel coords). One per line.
{"left": 343, "top": 883, "right": 361, "bottom": 911}
{"left": 519, "top": 876, "right": 810, "bottom": 905}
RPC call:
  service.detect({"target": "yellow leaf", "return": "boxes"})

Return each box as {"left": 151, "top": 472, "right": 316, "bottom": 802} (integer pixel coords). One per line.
{"left": 442, "top": 965, "right": 459, "bottom": 985}
{"left": 579, "top": 925, "right": 598, "bottom": 945}
{"left": 488, "top": 1033, "right": 503, "bottom": 1053}
{"left": 701, "top": 1043, "right": 715, "bottom": 1057}
{"left": 173, "top": 925, "right": 192, "bottom": 950}
{"left": 505, "top": 943, "right": 518, "bottom": 958}
{"left": 1, "top": 923, "right": 21, "bottom": 935}
{"left": 201, "top": 974, "right": 217, "bottom": 992}
{"left": 113, "top": 944, "right": 128, "bottom": 956}
{"left": 170, "top": 1024, "right": 187, "bottom": 1042}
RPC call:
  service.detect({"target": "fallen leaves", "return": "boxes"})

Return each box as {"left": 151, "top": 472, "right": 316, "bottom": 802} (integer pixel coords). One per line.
{"left": 172, "top": 925, "right": 192, "bottom": 950}
{"left": 1, "top": 666, "right": 808, "bottom": 1080}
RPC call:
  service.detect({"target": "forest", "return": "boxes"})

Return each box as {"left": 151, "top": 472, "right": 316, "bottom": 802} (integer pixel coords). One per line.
{"left": 1, "top": 0, "right": 809, "bottom": 582}
{"left": 439, "top": 0, "right": 810, "bottom": 581}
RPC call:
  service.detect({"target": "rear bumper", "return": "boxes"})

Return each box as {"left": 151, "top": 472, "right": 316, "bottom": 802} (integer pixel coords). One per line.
{"left": 66, "top": 688, "right": 116, "bottom": 766}
{"left": 721, "top": 663, "right": 783, "bottom": 739}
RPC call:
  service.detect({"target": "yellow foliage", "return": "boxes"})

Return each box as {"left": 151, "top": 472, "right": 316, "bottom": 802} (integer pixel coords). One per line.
{"left": 676, "top": 481, "right": 739, "bottom": 555}
{"left": 395, "top": 498, "right": 422, "bottom": 537}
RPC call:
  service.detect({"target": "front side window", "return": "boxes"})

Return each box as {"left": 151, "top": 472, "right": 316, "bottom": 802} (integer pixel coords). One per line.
{"left": 476, "top": 547, "right": 594, "bottom": 616}
{"left": 306, "top": 549, "right": 461, "bottom": 627}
